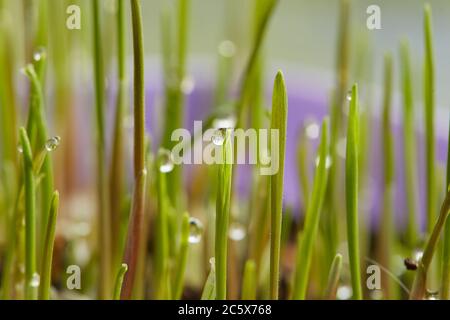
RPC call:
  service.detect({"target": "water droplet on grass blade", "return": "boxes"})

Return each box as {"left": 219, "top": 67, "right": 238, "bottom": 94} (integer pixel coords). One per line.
{"left": 30, "top": 273, "right": 40, "bottom": 288}
{"left": 180, "top": 76, "right": 195, "bottom": 95}
{"left": 337, "top": 285, "right": 352, "bottom": 300}
{"left": 212, "top": 128, "right": 227, "bottom": 146}
{"left": 315, "top": 155, "right": 332, "bottom": 169}
{"left": 45, "top": 136, "right": 61, "bottom": 151}
{"left": 228, "top": 222, "right": 246, "bottom": 241}
{"left": 218, "top": 40, "right": 236, "bottom": 58}
{"left": 17, "top": 143, "right": 23, "bottom": 153}
{"left": 188, "top": 217, "right": 203, "bottom": 244}
{"left": 213, "top": 115, "right": 236, "bottom": 129}
{"left": 158, "top": 149, "right": 174, "bottom": 173}
{"left": 33, "top": 47, "right": 46, "bottom": 62}
{"left": 305, "top": 121, "right": 320, "bottom": 140}
{"left": 346, "top": 90, "right": 352, "bottom": 101}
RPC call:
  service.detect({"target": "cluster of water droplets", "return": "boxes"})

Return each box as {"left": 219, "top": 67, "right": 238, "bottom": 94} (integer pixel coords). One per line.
{"left": 45, "top": 136, "right": 61, "bottom": 151}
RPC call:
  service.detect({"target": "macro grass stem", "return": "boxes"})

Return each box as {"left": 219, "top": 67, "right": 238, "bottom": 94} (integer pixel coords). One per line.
{"left": 400, "top": 40, "right": 419, "bottom": 248}
{"left": 22, "top": 63, "right": 54, "bottom": 260}
{"left": 92, "top": 0, "right": 112, "bottom": 299}
{"left": 324, "top": 253, "right": 343, "bottom": 299}
{"left": 110, "top": 0, "right": 127, "bottom": 268}
{"left": 441, "top": 117, "right": 450, "bottom": 299}
{"left": 173, "top": 212, "right": 190, "bottom": 299}
{"left": 39, "top": 191, "right": 59, "bottom": 300}
{"left": 19, "top": 128, "right": 37, "bottom": 300}
{"left": 424, "top": 4, "right": 436, "bottom": 234}
{"left": 269, "top": 71, "right": 288, "bottom": 300}
{"left": 241, "top": 260, "right": 257, "bottom": 300}
{"left": 410, "top": 189, "right": 450, "bottom": 299}
{"left": 121, "top": 0, "right": 147, "bottom": 300}
{"left": 113, "top": 264, "right": 128, "bottom": 300}
{"left": 215, "top": 132, "right": 233, "bottom": 300}
{"left": 379, "top": 53, "right": 396, "bottom": 298}
{"left": 292, "top": 119, "right": 329, "bottom": 299}
{"left": 345, "top": 84, "right": 363, "bottom": 300}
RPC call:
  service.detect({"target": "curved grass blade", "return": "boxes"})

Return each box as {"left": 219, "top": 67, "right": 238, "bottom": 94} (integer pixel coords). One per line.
{"left": 201, "top": 258, "right": 216, "bottom": 300}
{"left": 113, "top": 264, "right": 128, "bottom": 300}
{"left": 345, "top": 84, "right": 363, "bottom": 300}
{"left": 410, "top": 189, "right": 450, "bottom": 299}
{"left": 292, "top": 118, "right": 329, "bottom": 299}
{"left": 269, "top": 71, "right": 288, "bottom": 299}
{"left": 324, "top": 253, "right": 343, "bottom": 300}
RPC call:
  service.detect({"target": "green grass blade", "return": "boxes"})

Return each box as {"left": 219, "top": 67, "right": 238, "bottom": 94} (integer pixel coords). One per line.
{"left": 22, "top": 63, "right": 54, "bottom": 264}
{"left": 345, "top": 84, "right": 363, "bottom": 300}
{"left": 292, "top": 118, "right": 329, "bottom": 299}
{"left": 410, "top": 190, "right": 450, "bottom": 299}
{"left": 379, "top": 53, "right": 396, "bottom": 299}
{"left": 154, "top": 163, "right": 170, "bottom": 299}
{"left": 440, "top": 116, "right": 450, "bottom": 299}
{"left": 113, "top": 264, "right": 128, "bottom": 300}
{"left": 400, "top": 39, "right": 419, "bottom": 248}
{"left": 121, "top": 0, "right": 147, "bottom": 300}
{"left": 173, "top": 212, "right": 190, "bottom": 299}
{"left": 39, "top": 191, "right": 59, "bottom": 300}
{"left": 215, "top": 131, "right": 233, "bottom": 300}
{"left": 423, "top": 4, "right": 436, "bottom": 234}
{"left": 324, "top": 253, "right": 343, "bottom": 299}
{"left": 19, "top": 127, "right": 37, "bottom": 300}
{"left": 201, "top": 258, "right": 216, "bottom": 300}
{"left": 92, "top": 0, "right": 112, "bottom": 299}
{"left": 241, "top": 260, "right": 257, "bottom": 300}
{"left": 110, "top": 0, "right": 128, "bottom": 268}
{"left": 269, "top": 71, "right": 288, "bottom": 299}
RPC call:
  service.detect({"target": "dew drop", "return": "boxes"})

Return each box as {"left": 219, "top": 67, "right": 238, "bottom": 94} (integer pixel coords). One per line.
{"left": 212, "top": 128, "right": 227, "bottom": 146}
{"left": 158, "top": 149, "right": 174, "bottom": 173}
{"left": 33, "top": 47, "right": 46, "bottom": 62}
{"left": 30, "top": 273, "right": 40, "bottom": 288}
{"left": 45, "top": 136, "right": 61, "bottom": 151}
{"left": 305, "top": 121, "right": 320, "bottom": 140}
{"left": 426, "top": 290, "right": 439, "bottom": 300}
{"left": 180, "top": 76, "right": 195, "bottom": 95}
{"left": 346, "top": 90, "right": 352, "bottom": 101}
{"left": 228, "top": 222, "right": 246, "bottom": 241}
{"left": 218, "top": 40, "right": 236, "bottom": 58}
{"left": 336, "top": 285, "right": 352, "bottom": 300}
{"left": 315, "top": 155, "right": 332, "bottom": 169}
{"left": 17, "top": 143, "right": 23, "bottom": 153}
{"left": 213, "top": 115, "right": 236, "bottom": 130}
{"left": 188, "top": 217, "right": 203, "bottom": 244}
{"left": 336, "top": 137, "right": 347, "bottom": 159}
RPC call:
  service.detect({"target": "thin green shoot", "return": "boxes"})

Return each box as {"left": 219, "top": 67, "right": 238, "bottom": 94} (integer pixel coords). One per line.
{"left": 292, "top": 118, "right": 329, "bottom": 299}
{"left": 269, "top": 71, "right": 288, "bottom": 300}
